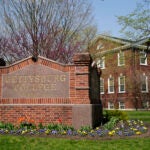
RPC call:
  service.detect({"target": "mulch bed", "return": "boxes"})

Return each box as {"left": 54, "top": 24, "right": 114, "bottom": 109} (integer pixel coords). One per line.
{"left": 18, "top": 123, "right": 150, "bottom": 141}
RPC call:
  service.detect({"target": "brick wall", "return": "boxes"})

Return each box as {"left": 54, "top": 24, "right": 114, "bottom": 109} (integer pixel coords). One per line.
{"left": 0, "top": 53, "right": 102, "bottom": 128}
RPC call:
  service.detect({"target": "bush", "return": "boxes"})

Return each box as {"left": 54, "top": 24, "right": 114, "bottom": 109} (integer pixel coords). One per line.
{"left": 104, "top": 117, "right": 119, "bottom": 130}
{"left": 103, "top": 110, "right": 128, "bottom": 122}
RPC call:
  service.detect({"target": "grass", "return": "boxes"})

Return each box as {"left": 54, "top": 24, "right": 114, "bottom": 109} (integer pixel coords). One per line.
{"left": 124, "top": 111, "right": 150, "bottom": 123}
{"left": 0, "top": 135, "right": 150, "bottom": 150}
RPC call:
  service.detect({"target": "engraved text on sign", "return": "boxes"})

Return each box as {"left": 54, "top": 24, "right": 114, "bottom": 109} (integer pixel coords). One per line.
{"left": 2, "top": 64, "right": 69, "bottom": 98}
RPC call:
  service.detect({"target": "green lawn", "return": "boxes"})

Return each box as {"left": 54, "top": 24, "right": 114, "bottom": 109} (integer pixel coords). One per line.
{"left": 0, "top": 135, "right": 150, "bottom": 150}
{"left": 124, "top": 111, "right": 150, "bottom": 123}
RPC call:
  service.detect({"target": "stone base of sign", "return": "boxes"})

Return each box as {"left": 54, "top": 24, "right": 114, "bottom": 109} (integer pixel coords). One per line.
{"left": 72, "top": 104, "right": 102, "bottom": 129}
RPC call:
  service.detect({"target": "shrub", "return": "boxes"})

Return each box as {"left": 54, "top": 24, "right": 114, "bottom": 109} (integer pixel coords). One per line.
{"left": 103, "top": 110, "right": 128, "bottom": 122}
{"left": 104, "top": 117, "right": 119, "bottom": 130}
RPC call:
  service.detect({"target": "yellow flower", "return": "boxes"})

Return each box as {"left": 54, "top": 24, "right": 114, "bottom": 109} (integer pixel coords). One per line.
{"left": 22, "top": 130, "right": 27, "bottom": 135}
{"left": 108, "top": 130, "right": 115, "bottom": 136}
{"left": 61, "top": 131, "right": 66, "bottom": 135}
{"left": 77, "top": 130, "right": 81, "bottom": 133}
{"left": 96, "top": 127, "right": 99, "bottom": 130}
{"left": 143, "top": 127, "right": 147, "bottom": 130}
{"left": 82, "top": 131, "right": 87, "bottom": 135}
{"left": 45, "top": 130, "right": 50, "bottom": 134}
{"left": 133, "top": 128, "right": 138, "bottom": 131}
{"left": 5, "top": 130, "right": 9, "bottom": 133}
{"left": 90, "top": 130, "right": 94, "bottom": 133}
{"left": 136, "top": 131, "right": 141, "bottom": 135}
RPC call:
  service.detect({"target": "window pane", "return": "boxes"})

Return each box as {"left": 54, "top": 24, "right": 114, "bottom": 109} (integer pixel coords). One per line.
{"left": 108, "top": 102, "right": 114, "bottom": 109}
{"left": 118, "top": 52, "right": 125, "bottom": 66}
{"left": 141, "top": 76, "right": 148, "bottom": 92}
{"left": 140, "top": 52, "right": 147, "bottom": 65}
{"left": 100, "top": 78, "right": 104, "bottom": 93}
{"left": 97, "top": 57, "right": 105, "bottom": 69}
{"left": 119, "top": 102, "right": 125, "bottom": 109}
{"left": 119, "top": 76, "right": 125, "bottom": 92}
{"left": 108, "top": 77, "right": 114, "bottom": 93}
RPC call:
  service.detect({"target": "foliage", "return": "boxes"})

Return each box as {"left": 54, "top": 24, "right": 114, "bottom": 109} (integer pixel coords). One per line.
{"left": 47, "top": 123, "right": 74, "bottom": 132}
{"left": 0, "top": 119, "right": 148, "bottom": 139}
{"left": 117, "top": 1, "right": 150, "bottom": 40}
{"left": 19, "top": 122, "right": 36, "bottom": 130}
{"left": 103, "top": 110, "right": 128, "bottom": 121}
{"left": 79, "top": 125, "right": 92, "bottom": 132}
{"left": 38, "top": 122, "right": 45, "bottom": 129}
{"left": 103, "top": 117, "right": 119, "bottom": 130}
{"left": 0, "top": 122, "right": 14, "bottom": 130}
{"left": 0, "top": 0, "right": 96, "bottom": 64}
{"left": 17, "top": 116, "right": 36, "bottom": 130}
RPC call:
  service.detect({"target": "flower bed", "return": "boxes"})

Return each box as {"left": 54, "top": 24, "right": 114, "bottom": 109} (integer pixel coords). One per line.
{"left": 0, "top": 119, "right": 148, "bottom": 139}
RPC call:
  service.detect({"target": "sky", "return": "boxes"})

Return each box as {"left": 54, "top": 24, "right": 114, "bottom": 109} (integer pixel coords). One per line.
{"left": 91, "top": 0, "right": 144, "bottom": 38}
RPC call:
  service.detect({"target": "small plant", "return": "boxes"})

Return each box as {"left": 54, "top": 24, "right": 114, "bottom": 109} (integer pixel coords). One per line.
{"left": 103, "top": 110, "right": 128, "bottom": 122}
{"left": 18, "top": 116, "right": 36, "bottom": 130}
{"left": 80, "top": 125, "right": 92, "bottom": 132}
{"left": 47, "top": 123, "right": 62, "bottom": 131}
{"left": 104, "top": 117, "right": 119, "bottom": 130}
{"left": 0, "top": 122, "right": 14, "bottom": 130}
{"left": 0, "top": 122, "right": 5, "bottom": 129}
{"left": 38, "top": 122, "right": 45, "bottom": 129}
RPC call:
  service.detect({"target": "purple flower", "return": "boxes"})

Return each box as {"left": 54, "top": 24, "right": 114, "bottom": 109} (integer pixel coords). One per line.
{"left": 67, "top": 129, "right": 73, "bottom": 135}
{"left": 51, "top": 130, "right": 58, "bottom": 135}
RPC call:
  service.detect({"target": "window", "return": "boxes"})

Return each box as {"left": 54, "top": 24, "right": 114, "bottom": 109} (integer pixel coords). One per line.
{"left": 97, "top": 57, "right": 105, "bottom": 69}
{"left": 142, "top": 101, "right": 149, "bottom": 109}
{"left": 118, "top": 76, "right": 125, "bottom": 93}
{"left": 100, "top": 78, "right": 104, "bottom": 94}
{"left": 108, "top": 77, "right": 114, "bottom": 93}
{"left": 141, "top": 74, "right": 148, "bottom": 92}
{"left": 118, "top": 51, "right": 125, "bottom": 66}
{"left": 140, "top": 51, "right": 147, "bottom": 65}
{"left": 119, "top": 102, "right": 125, "bottom": 109}
{"left": 96, "top": 43, "right": 104, "bottom": 50}
{"left": 108, "top": 102, "right": 114, "bottom": 109}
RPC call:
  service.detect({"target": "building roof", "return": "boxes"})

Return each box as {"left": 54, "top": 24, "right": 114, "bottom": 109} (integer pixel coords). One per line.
{"left": 93, "top": 35, "right": 150, "bottom": 57}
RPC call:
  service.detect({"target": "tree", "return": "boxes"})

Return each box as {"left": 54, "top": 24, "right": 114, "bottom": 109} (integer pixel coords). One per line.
{"left": 117, "top": 0, "right": 150, "bottom": 40}
{"left": 0, "top": 0, "right": 96, "bottom": 64}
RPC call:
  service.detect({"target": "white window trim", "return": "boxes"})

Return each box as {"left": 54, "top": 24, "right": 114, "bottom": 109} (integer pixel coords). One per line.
{"left": 119, "top": 102, "right": 125, "bottom": 109}
{"left": 100, "top": 78, "right": 104, "bottom": 94}
{"left": 118, "top": 76, "right": 125, "bottom": 93}
{"left": 140, "top": 51, "right": 147, "bottom": 65}
{"left": 108, "top": 102, "right": 114, "bottom": 110}
{"left": 118, "top": 52, "right": 125, "bottom": 66}
{"left": 141, "top": 75, "right": 149, "bottom": 93}
{"left": 108, "top": 77, "right": 114, "bottom": 93}
{"left": 97, "top": 57, "right": 105, "bottom": 69}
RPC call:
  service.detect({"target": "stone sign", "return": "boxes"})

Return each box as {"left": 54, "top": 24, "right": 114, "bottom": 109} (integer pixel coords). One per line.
{"left": 0, "top": 54, "right": 102, "bottom": 129}
{"left": 2, "top": 64, "right": 69, "bottom": 98}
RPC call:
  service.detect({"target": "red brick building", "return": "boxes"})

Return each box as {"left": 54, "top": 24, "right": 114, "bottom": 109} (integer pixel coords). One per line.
{"left": 89, "top": 35, "right": 150, "bottom": 110}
